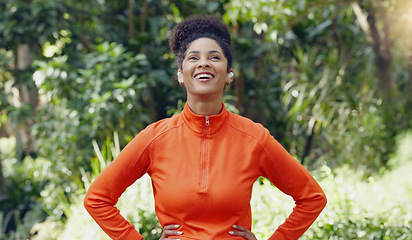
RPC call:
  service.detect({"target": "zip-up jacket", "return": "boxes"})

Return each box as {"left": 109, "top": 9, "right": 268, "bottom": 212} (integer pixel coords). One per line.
{"left": 84, "top": 103, "right": 327, "bottom": 240}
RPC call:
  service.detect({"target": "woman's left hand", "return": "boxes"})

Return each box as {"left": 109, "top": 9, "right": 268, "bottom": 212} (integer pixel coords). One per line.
{"left": 229, "top": 225, "right": 257, "bottom": 240}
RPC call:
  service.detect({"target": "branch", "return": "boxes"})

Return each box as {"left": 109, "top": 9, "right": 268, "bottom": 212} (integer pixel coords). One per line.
{"left": 351, "top": 2, "right": 372, "bottom": 43}
{"left": 301, "top": 121, "right": 316, "bottom": 165}
{"left": 80, "top": 35, "right": 94, "bottom": 52}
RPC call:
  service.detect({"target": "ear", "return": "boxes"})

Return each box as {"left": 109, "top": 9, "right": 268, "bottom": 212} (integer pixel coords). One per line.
{"left": 226, "top": 69, "right": 235, "bottom": 84}
{"left": 177, "top": 70, "right": 184, "bottom": 84}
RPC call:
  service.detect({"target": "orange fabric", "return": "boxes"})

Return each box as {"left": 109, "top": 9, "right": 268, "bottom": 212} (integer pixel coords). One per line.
{"left": 84, "top": 103, "right": 327, "bottom": 240}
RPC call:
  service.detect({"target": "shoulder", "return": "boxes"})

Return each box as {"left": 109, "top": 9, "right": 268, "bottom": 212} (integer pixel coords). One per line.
{"left": 135, "top": 113, "right": 183, "bottom": 141}
{"left": 226, "top": 112, "right": 271, "bottom": 140}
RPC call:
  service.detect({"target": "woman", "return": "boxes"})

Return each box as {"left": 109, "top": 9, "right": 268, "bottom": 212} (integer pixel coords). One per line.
{"left": 84, "top": 15, "right": 327, "bottom": 240}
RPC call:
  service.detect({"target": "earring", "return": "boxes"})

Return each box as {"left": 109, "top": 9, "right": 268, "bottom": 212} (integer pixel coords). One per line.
{"left": 177, "top": 72, "right": 182, "bottom": 78}
{"left": 180, "top": 82, "right": 184, "bottom": 87}
{"left": 228, "top": 72, "right": 234, "bottom": 78}
{"left": 226, "top": 82, "right": 230, "bottom": 86}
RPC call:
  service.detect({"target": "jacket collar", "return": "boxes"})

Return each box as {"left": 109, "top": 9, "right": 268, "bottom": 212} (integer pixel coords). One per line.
{"left": 182, "top": 102, "right": 228, "bottom": 135}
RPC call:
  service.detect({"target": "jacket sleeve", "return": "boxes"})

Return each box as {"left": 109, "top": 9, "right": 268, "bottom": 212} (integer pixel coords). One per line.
{"left": 257, "top": 129, "right": 327, "bottom": 240}
{"left": 84, "top": 130, "right": 152, "bottom": 240}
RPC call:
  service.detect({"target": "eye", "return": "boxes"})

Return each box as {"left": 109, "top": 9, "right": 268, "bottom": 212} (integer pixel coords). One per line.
{"left": 210, "top": 55, "right": 221, "bottom": 60}
{"left": 188, "top": 56, "right": 198, "bottom": 61}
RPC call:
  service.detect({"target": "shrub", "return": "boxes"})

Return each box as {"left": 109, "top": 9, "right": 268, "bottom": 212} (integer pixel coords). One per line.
{"left": 0, "top": 138, "right": 50, "bottom": 240}
{"left": 32, "top": 132, "right": 412, "bottom": 239}
{"left": 301, "top": 132, "right": 412, "bottom": 239}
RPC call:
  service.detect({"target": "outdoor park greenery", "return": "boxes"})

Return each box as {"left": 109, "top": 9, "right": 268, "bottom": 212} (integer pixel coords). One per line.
{"left": 1, "top": 0, "right": 411, "bottom": 239}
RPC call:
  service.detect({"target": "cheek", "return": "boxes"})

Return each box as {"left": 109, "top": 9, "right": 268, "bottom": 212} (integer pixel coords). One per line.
{"left": 217, "top": 66, "right": 229, "bottom": 77}
{"left": 182, "top": 59, "right": 196, "bottom": 70}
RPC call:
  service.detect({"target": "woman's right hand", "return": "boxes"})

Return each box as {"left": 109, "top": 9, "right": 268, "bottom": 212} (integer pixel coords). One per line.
{"left": 159, "top": 224, "right": 183, "bottom": 240}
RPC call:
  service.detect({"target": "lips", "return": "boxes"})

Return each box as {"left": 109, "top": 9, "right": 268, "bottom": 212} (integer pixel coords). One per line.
{"left": 194, "top": 72, "right": 215, "bottom": 82}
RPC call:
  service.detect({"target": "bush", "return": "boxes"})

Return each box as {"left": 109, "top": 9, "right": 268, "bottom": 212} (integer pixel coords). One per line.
{"left": 28, "top": 132, "right": 412, "bottom": 239}
{"left": 302, "top": 165, "right": 412, "bottom": 239}
{"left": 43, "top": 164, "right": 412, "bottom": 240}
{"left": 0, "top": 138, "right": 50, "bottom": 240}
{"left": 301, "top": 132, "right": 412, "bottom": 239}
{"left": 51, "top": 175, "right": 160, "bottom": 240}
{"left": 33, "top": 133, "right": 162, "bottom": 240}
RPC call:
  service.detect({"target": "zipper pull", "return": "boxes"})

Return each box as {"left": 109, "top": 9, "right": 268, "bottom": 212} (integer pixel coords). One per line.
{"left": 205, "top": 116, "right": 210, "bottom": 126}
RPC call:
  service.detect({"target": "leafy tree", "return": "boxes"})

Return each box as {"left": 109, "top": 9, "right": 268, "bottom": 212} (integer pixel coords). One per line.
{"left": 0, "top": 0, "right": 71, "bottom": 157}
{"left": 1, "top": 0, "right": 233, "bottom": 235}
{"left": 1, "top": 0, "right": 412, "bottom": 238}
{"left": 224, "top": 0, "right": 412, "bottom": 171}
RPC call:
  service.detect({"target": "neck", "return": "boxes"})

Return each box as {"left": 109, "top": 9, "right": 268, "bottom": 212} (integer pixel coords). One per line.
{"left": 187, "top": 96, "right": 223, "bottom": 116}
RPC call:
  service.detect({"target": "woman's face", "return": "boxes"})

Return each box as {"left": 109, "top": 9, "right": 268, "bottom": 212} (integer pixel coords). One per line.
{"left": 179, "top": 38, "right": 233, "bottom": 100}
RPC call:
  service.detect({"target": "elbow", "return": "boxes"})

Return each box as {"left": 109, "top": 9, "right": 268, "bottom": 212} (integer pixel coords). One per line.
{"left": 296, "top": 188, "right": 327, "bottom": 214}
{"left": 83, "top": 189, "right": 97, "bottom": 214}
{"left": 83, "top": 190, "right": 92, "bottom": 212}
{"left": 315, "top": 189, "right": 327, "bottom": 212}
{"left": 320, "top": 191, "right": 327, "bottom": 209}
{"left": 303, "top": 188, "right": 327, "bottom": 214}
{"left": 83, "top": 188, "right": 115, "bottom": 216}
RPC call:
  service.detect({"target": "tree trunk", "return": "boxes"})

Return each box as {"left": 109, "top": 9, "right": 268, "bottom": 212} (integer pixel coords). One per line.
{"left": 128, "top": 0, "right": 135, "bottom": 39}
{"left": 230, "top": 25, "right": 245, "bottom": 113}
{"left": 368, "top": 7, "right": 396, "bottom": 103}
{"left": 140, "top": 0, "right": 147, "bottom": 33}
{"left": 353, "top": 2, "right": 396, "bottom": 103}
{"left": 78, "top": 0, "right": 94, "bottom": 52}
{"left": 0, "top": 160, "right": 6, "bottom": 199}
{"left": 12, "top": 44, "right": 37, "bottom": 159}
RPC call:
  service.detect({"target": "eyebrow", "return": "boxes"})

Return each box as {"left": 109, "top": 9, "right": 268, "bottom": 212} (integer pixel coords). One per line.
{"left": 187, "top": 50, "right": 223, "bottom": 55}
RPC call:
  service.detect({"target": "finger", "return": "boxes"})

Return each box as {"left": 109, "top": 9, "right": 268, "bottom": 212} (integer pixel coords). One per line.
{"left": 160, "top": 224, "right": 182, "bottom": 240}
{"left": 229, "top": 230, "right": 248, "bottom": 237}
{"left": 232, "top": 224, "right": 249, "bottom": 232}
{"left": 164, "top": 224, "right": 180, "bottom": 230}
{"left": 229, "top": 232, "right": 256, "bottom": 240}
{"left": 229, "top": 225, "right": 256, "bottom": 240}
{"left": 163, "top": 229, "right": 183, "bottom": 236}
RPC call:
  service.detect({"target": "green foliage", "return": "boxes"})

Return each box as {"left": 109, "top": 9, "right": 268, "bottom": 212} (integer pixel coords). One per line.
{"left": 40, "top": 175, "right": 160, "bottom": 240}
{"left": 32, "top": 161, "right": 412, "bottom": 240}
{"left": 224, "top": 0, "right": 411, "bottom": 173}
{"left": 302, "top": 133, "right": 412, "bottom": 239}
{"left": 0, "top": 0, "right": 68, "bottom": 48}
{"left": 388, "top": 131, "right": 412, "bottom": 169}
{"left": 2, "top": 0, "right": 412, "bottom": 238}
{"left": 0, "top": 138, "right": 50, "bottom": 240}
{"left": 27, "top": 132, "right": 412, "bottom": 239}
{"left": 32, "top": 41, "right": 154, "bottom": 178}
{"left": 31, "top": 132, "right": 161, "bottom": 240}
{"left": 282, "top": 44, "right": 391, "bottom": 171}
{"left": 0, "top": 48, "right": 13, "bottom": 114}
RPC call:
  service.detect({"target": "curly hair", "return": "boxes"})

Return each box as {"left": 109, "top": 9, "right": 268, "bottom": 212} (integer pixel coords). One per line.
{"left": 169, "top": 15, "right": 232, "bottom": 70}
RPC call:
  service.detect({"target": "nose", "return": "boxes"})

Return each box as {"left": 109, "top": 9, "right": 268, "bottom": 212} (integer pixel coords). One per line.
{"left": 197, "top": 58, "right": 210, "bottom": 69}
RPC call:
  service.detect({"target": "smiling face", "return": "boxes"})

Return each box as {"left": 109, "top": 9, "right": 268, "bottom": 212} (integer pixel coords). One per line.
{"left": 178, "top": 38, "right": 234, "bottom": 102}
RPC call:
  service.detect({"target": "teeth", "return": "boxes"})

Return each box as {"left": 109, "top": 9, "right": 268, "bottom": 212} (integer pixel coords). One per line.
{"left": 196, "top": 73, "right": 213, "bottom": 79}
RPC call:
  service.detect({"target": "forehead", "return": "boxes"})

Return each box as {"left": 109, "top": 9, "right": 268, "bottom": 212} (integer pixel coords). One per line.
{"left": 185, "top": 38, "right": 223, "bottom": 53}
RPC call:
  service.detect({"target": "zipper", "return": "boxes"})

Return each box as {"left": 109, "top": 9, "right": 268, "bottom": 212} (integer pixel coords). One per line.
{"left": 201, "top": 116, "right": 209, "bottom": 188}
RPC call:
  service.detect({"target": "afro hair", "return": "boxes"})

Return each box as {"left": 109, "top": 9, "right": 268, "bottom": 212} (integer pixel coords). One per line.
{"left": 169, "top": 15, "right": 232, "bottom": 70}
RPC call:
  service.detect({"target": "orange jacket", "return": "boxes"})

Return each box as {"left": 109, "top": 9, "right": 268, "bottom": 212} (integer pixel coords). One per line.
{"left": 84, "top": 103, "right": 327, "bottom": 240}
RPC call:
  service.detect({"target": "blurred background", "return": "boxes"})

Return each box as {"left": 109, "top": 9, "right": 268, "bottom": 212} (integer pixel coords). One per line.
{"left": 1, "top": 0, "right": 411, "bottom": 239}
